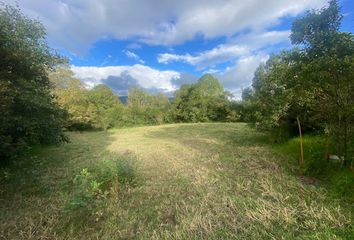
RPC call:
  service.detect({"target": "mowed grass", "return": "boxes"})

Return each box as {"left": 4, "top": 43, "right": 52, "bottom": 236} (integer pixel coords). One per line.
{"left": 0, "top": 123, "right": 353, "bottom": 239}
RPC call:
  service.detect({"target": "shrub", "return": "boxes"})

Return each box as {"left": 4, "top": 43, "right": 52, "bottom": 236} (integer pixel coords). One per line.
{"left": 116, "top": 156, "right": 137, "bottom": 185}
{"left": 0, "top": 3, "right": 67, "bottom": 161}
{"left": 65, "top": 154, "right": 137, "bottom": 226}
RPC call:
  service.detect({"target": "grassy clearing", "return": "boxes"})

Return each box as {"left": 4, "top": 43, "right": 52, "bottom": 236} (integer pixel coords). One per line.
{"left": 0, "top": 123, "right": 353, "bottom": 239}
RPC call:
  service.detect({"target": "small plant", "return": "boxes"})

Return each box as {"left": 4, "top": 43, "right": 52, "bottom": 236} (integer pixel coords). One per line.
{"left": 67, "top": 169, "right": 106, "bottom": 208}
{"left": 65, "top": 168, "right": 109, "bottom": 227}
{"left": 116, "top": 156, "right": 137, "bottom": 185}
{"left": 64, "top": 154, "right": 137, "bottom": 227}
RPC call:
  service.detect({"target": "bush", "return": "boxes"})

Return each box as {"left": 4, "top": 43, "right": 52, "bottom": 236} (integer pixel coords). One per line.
{"left": 67, "top": 168, "right": 108, "bottom": 212}
{"left": 65, "top": 154, "right": 137, "bottom": 226}
{"left": 0, "top": 4, "right": 67, "bottom": 161}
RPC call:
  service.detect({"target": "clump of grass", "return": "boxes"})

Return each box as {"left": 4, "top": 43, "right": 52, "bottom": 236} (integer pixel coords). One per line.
{"left": 64, "top": 153, "right": 138, "bottom": 228}
{"left": 67, "top": 168, "right": 108, "bottom": 210}
{"left": 116, "top": 155, "right": 137, "bottom": 185}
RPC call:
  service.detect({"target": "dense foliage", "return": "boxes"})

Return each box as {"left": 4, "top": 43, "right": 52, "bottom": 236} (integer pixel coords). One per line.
{"left": 50, "top": 68, "right": 237, "bottom": 130}
{"left": 0, "top": 4, "right": 67, "bottom": 160}
{"left": 124, "top": 88, "right": 170, "bottom": 126}
{"left": 242, "top": 0, "right": 354, "bottom": 168}
{"left": 170, "top": 74, "right": 234, "bottom": 122}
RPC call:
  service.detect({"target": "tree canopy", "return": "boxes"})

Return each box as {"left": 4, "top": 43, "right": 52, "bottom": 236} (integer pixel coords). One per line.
{"left": 243, "top": 0, "right": 354, "bottom": 167}
{"left": 0, "top": 4, "right": 67, "bottom": 160}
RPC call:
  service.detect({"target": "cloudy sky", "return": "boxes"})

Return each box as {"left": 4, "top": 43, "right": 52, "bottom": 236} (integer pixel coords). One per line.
{"left": 7, "top": 0, "right": 354, "bottom": 97}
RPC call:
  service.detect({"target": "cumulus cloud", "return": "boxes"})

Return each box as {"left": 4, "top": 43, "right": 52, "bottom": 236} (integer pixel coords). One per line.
{"left": 123, "top": 50, "right": 145, "bottom": 64}
{"left": 216, "top": 54, "right": 269, "bottom": 98}
{"left": 6, "top": 0, "right": 327, "bottom": 53}
{"left": 71, "top": 64, "right": 180, "bottom": 94}
{"left": 171, "top": 73, "right": 199, "bottom": 88}
{"left": 102, "top": 73, "right": 139, "bottom": 95}
{"left": 158, "top": 44, "right": 248, "bottom": 70}
{"left": 158, "top": 30, "right": 289, "bottom": 70}
{"left": 71, "top": 55, "right": 268, "bottom": 98}
{"left": 4, "top": 0, "right": 328, "bottom": 97}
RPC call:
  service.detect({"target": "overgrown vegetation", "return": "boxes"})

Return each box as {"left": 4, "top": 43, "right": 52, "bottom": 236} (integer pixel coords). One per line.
{"left": 242, "top": 0, "right": 354, "bottom": 169}
{"left": 275, "top": 135, "right": 354, "bottom": 202}
{"left": 65, "top": 154, "right": 137, "bottom": 227}
{"left": 0, "top": 3, "right": 67, "bottom": 160}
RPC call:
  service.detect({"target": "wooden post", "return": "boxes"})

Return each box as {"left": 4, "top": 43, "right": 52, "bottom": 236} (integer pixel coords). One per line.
{"left": 297, "top": 116, "right": 304, "bottom": 165}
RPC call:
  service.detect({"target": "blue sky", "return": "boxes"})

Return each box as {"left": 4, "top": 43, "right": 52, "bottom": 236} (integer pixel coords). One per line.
{"left": 8, "top": 0, "right": 354, "bottom": 97}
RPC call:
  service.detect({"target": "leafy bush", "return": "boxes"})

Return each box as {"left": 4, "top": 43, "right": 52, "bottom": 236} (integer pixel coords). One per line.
{"left": 65, "top": 154, "right": 137, "bottom": 226}
{"left": 0, "top": 3, "right": 67, "bottom": 161}
{"left": 67, "top": 168, "right": 108, "bottom": 212}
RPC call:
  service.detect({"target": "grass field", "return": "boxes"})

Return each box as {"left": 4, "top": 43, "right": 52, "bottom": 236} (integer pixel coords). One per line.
{"left": 0, "top": 123, "right": 353, "bottom": 239}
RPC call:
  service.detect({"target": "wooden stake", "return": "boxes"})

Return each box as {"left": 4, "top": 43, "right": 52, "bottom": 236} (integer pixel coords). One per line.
{"left": 297, "top": 116, "right": 304, "bottom": 165}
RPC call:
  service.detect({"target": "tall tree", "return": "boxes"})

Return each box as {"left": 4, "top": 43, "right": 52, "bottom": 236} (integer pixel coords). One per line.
{"left": 49, "top": 65, "right": 93, "bottom": 130}
{"left": 88, "top": 84, "right": 123, "bottom": 130}
{"left": 171, "top": 74, "right": 229, "bottom": 122}
{"left": 0, "top": 3, "right": 66, "bottom": 160}
{"left": 291, "top": 0, "right": 354, "bottom": 165}
{"left": 126, "top": 88, "right": 170, "bottom": 125}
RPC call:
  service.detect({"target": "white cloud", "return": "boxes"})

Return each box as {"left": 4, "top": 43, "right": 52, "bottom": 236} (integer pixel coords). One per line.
{"left": 203, "top": 69, "right": 221, "bottom": 74}
{"left": 216, "top": 54, "right": 269, "bottom": 98}
{"left": 6, "top": 0, "right": 327, "bottom": 53}
{"left": 126, "top": 43, "right": 142, "bottom": 49}
{"left": 157, "top": 30, "right": 289, "bottom": 70}
{"left": 235, "top": 30, "right": 291, "bottom": 49}
{"left": 158, "top": 44, "right": 248, "bottom": 70}
{"left": 123, "top": 50, "right": 145, "bottom": 64}
{"left": 71, "top": 64, "right": 180, "bottom": 93}
{"left": 2, "top": 1, "right": 327, "bottom": 97}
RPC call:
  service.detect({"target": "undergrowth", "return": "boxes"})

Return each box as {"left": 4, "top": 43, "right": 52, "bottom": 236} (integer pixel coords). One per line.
{"left": 64, "top": 153, "right": 137, "bottom": 228}
{"left": 275, "top": 135, "right": 354, "bottom": 206}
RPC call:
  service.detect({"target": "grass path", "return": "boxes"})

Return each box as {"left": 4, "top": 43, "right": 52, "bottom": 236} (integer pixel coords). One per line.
{"left": 0, "top": 123, "right": 352, "bottom": 239}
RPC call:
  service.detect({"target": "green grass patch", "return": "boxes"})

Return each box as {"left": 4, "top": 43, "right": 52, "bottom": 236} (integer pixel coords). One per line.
{"left": 64, "top": 153, "right": 138, "bottom": 229}
{"left": 275, "top": 135, "right": 354, "bottom": 209}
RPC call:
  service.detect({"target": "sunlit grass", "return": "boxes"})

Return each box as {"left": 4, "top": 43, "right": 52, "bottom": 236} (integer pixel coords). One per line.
{"left": 0, "top": 123, "right": 352, "bottom": 239}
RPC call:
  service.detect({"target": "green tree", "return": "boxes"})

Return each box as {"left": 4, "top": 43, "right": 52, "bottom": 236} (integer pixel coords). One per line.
{"left": 171, "top": 74, "right": 229, "bottom": 122}
{"left": 291, "top": 0, "right": 354, "bottom": 165}
{"left": 88, "top": 84, "right": 123, "bottom": 130}
{"left": 125, "top": 88, "right": 170, "bottom": 125}
{"left": 50, "top": 65, "right": 93, "bottom": 130}
{"left": 0, "top": 3, "right": 67, "bottom": 160}
{"left": 245, "top": 0, "right": 354, "bottom": 167}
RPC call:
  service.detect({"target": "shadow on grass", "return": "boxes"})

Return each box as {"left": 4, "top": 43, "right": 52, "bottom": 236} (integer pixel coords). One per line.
{"left": 0, "top": 131, "right": 117, "bottom": 198}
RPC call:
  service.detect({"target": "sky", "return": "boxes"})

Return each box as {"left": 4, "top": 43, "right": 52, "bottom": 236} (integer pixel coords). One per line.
{"left": 5, "top": 0, "right": 354, "bottom": 97}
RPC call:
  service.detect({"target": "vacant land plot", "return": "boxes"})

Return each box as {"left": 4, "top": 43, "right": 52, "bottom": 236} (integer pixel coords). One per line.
{"left": 0, "top": 123, "right": 352, "bottom": 239}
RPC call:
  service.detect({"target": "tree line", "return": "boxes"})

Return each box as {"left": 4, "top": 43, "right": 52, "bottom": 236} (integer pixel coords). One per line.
{"left": 241, "top": 0, "right": 354, "bottom": 168}
{"left": 50, "top": 65, "right": 238, "bottom": 130}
